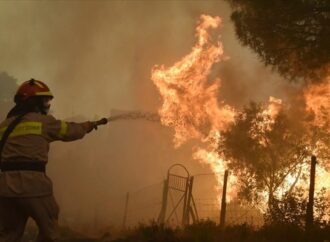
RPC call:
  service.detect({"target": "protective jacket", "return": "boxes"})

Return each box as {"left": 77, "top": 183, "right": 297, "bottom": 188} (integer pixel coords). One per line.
{"left": 0, "top": 112, "right": 87, "bottom": 197}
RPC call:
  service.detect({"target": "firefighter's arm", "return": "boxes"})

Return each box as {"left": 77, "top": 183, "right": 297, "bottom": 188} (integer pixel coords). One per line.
{"left": 80, "top": 121, "right": 96, "bottom": 133}
{"left": 80, "top": 118, "right": 108, "bottom": 133}
{"left": 43, "top": 116, "right": 96, "bottom": 142}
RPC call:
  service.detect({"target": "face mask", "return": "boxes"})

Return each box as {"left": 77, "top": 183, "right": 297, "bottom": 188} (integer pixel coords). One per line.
{"left": 40, "top": 98, "right": 52, "bottom": 115}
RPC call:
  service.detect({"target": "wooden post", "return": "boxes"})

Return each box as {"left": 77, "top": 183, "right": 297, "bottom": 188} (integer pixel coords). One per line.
{"left": 158, "top": 179, "right": 169, "bottom": 224}
{"left": 191, "top": 195, "right": 199, "bottom": 222}
{"left": 122, "top": 192, "right": 129, "bottom": 229}
{"left": 220, "top": 170, "right": 229, "bottom": 228}
{"left": 184, "top": 176, "right": 194, "bottom": 225}
{"left": 306, "top": 156, "right": 317, "bottom": 230}
{"left": 182, "top": 176, "right": 190, "bottom": 227}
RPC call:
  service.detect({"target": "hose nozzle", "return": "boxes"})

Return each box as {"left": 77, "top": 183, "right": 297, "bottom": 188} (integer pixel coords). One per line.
{"left": 94, "top": 118, "right": 108, "bottom": 130}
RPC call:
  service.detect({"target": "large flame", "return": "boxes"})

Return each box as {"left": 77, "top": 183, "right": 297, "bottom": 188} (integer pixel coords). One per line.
{"left": 151, "top": 14, "right": 330, "bottom": 213}
{"left": 152, "top": 15, "right": 235, "bottom": 147}
{"left": 273, "top": 76, "right": 330, "bottom": 207}
{"left": 151, "top": 15, "right": 236, "bottom": 201}
{"left": 303, "top": 76, "right": 330, "bottom": 198}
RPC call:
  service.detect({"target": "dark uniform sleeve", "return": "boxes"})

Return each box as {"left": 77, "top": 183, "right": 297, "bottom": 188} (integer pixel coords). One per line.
{"left": 42, "top": 115, "right": 87, "bottom": 142}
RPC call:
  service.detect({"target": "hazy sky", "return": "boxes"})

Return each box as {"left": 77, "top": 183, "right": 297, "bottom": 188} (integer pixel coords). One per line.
{"left": 0, "top": 0, "right": 297, "bottom": 118}
{"left": 0, "top": 0, "right": 300, "bottom": 231}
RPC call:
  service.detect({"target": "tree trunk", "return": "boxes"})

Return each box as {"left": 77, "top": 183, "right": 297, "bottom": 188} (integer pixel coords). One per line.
{"left": 268, "top": 176, "right": 275, "bottom": 212}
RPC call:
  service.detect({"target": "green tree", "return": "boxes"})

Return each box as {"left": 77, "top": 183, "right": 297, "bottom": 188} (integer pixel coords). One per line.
{"left": 306, "top": 107, "right": 330, "bottom": 164}
{"left": 266, "top": 188, "right": 330, "bottom": 227}
{"left": 226, "top": 0, "right": 330, "bottom": 82}
{"left": 219, "top": 103, "right": 310, "bottom": 210}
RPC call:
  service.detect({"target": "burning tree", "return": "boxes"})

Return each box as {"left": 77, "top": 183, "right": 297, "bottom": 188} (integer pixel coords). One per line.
{"left": 152, "top": 15, "right": 237, "bottom": 200}
{"left": 223, "top": 1, "right": 330, "bottom": 217}
{"left": 219, "top": 98, "right": 330, "bottom": 213}
{"left": 151, "top": 13, "right": 330, "bottom": 224}
{"left": 266, "top": 187, "right": 330, "bottom": 227}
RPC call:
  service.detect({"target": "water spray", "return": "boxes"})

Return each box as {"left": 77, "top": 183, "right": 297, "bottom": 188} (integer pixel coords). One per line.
{"left": 94, "top": 112, "right": 160, "bottom": 129}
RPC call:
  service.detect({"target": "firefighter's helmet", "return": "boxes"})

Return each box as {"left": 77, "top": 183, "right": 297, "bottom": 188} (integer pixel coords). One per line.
{"left": 15, "top": 79, "right": 53, "bottom": 103}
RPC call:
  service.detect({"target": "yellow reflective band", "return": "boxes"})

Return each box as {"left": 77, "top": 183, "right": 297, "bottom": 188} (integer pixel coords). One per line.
{"left": 35, "top": 91, "right": 53, "bottom": 96}
{"left": 0, "top": 126, "right": 7, "bottom": 138}
{"left": 0, "top": 122, "right": 42, "bottom": 139}
{"left": 58, "top": 121, "right": 68, "bottom": 138}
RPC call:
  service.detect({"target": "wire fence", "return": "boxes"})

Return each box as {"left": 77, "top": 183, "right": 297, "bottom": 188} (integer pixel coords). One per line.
{"left": 124, "top": 181, "right": 163, "bottom": 226}
{"left": 119, "top": 173, "right": 264, "bottom": 228}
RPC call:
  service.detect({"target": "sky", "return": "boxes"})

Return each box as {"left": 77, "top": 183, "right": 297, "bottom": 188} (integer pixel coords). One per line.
{"left": 0, "top": 0, "right": 297, "bottom": 117}
{"left": 0, "top": 0, "right": 301, "bottom": 231}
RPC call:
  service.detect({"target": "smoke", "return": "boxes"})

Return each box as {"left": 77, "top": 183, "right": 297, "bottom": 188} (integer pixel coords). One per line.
{"left": 0, "top": 1, "right": 296, "bottom": 114}
{"left": 0, "top": 0, "right": 306, "bottom": 234}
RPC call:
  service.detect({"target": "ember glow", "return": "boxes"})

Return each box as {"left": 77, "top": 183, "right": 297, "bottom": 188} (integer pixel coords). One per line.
{"left": 250, "top": 96, "right": 283, "bottom": 146}
{"left": 192, "top": 131, "right": 238, "bottom": 202}
{"left": 151, "top": 15, "right": 236, "bottom": 201}
{"left": 257, "top": 95, "right": 330, "bottom": 204}
{"left": 273, "top": 77, "right": 330, "bottom": 205}
{"left": 304, "top": 76, "right": 330, "bottom": 127}
{"left": 303, "top": 75, "right": 330, "bottom": 197}
{"left": 263, "top": 96, "right": 282, "bottom": 121}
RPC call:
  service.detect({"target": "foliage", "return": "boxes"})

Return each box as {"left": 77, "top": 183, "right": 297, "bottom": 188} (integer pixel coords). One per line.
{"left": 184, "top": 220, "right": 217, "bottom": 242}
{"left": 219, "top": 102, "right": 309, "bottom": 208}
{"left": 226, "top": 0, "right": 330, "bottom": 82}
{"left": 23, "top": 220, "right": 330, "bottom": 241}
{"left": 265, "top": 188, "right": 330, "bottom": 228}
{"left": 306, "top": 109, "right": 330, "bottom": 165}
{"left": 257, "top": 223, "right": 305, "bottom": 242}
{"left": 114, "top": 222, "right": 179, "bottom": 242}
{"left": 111, "top": 220, "right": 330, "bottom": 242}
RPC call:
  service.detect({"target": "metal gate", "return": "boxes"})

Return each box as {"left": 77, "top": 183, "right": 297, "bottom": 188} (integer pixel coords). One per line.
{"left": 158, "top": 164, "right": 199, "bottom": 226}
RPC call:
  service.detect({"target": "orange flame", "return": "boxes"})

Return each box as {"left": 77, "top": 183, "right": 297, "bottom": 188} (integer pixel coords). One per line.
{"left": 152, "top": 15, "right": 235, "bottom": 147}
{"left": 304, "top": 77, "right": 330, "bottom": 127}
{"left": 303, "top": 76, "right": 330, "bottom": 198}
{"left": 274, "top": 78, "right": 330, "bottom": 206}
{"left": 250, "top": 96, "right": 283, "bottom": 147}
{"left": 151, "top": 14, "right": 330, "bottom": 211}
{"left": 151, "top": 15, "right": 236, "bottom": 201}
{"left": 263, "top": 96, "right": 283, "bottom": 120}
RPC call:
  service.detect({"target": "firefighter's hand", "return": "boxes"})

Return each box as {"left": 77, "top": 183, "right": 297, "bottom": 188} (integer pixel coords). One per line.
{"left": 82, "top": 121, "right": 97, "bottom": 133}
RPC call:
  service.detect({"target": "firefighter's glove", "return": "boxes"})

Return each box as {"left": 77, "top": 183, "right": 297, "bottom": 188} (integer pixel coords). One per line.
{"left": 82, "top": 121, "right": 97, "bottom": 133}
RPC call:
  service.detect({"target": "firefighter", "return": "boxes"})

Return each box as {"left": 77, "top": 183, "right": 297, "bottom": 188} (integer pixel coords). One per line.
{"left": 0, "top": 79, "right": 97, "bottom": 241}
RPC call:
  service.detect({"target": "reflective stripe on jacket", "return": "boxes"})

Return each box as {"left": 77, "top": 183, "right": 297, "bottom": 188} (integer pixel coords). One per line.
{"left": 0, "top": 112, "right": 87, "bottom": 197}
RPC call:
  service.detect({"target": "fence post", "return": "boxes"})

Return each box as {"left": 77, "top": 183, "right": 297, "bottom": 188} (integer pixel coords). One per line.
{"left": 306, "top": 156, "right": 317, "bottom": 231}
{"left": 191, "top": 195, "right": 199, "bottom": 222}
{"left": 122, "top": 192, "right": 130, "bottom": 229}
{"left": 184, "top": 176, "right": 194, "bottom": 225}
{"left": 220, "top": 170, "right": 229, "bottom": 229}
{"left": 158, "top": 178, "right": 169, "bottom": 224}
{"left": 182, "top": 176, "right": 190, "bottom": 227}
